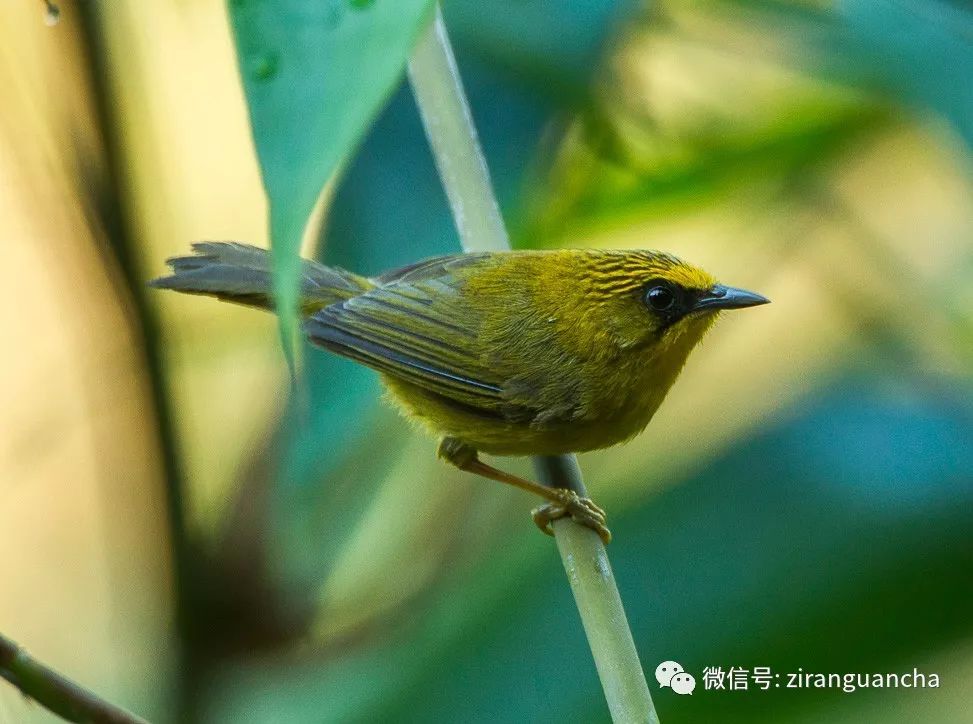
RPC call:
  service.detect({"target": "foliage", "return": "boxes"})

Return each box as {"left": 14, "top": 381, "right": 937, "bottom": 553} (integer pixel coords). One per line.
{"left": 227, "top": 0, "right": 436, "bottom": 353}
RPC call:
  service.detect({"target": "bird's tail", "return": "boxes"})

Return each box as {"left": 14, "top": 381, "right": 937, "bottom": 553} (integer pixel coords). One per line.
{"left": 149, "top": 242, "right": 372, "bottom": 314}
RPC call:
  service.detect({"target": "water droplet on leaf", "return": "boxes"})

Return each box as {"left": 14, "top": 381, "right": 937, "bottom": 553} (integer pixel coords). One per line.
{"left": 249, "top": 52, "right": 279, "bottom": 82}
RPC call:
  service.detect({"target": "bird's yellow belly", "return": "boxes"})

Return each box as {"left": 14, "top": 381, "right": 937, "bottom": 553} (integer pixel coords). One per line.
{"left": 382, "top": 362, "right": 672, "bottom": 457}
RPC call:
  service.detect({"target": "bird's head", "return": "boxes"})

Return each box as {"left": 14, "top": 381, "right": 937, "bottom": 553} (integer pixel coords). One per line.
{"left": 577, "top": 250, "right": 770, "bottom": 355}
{"left": 640, "top": 255, "right": 768, "bottom": 339}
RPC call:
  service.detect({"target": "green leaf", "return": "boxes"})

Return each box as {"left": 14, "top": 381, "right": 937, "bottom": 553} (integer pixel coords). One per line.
{"left": 227, "top": 0, "right": 436, "bottom": 352}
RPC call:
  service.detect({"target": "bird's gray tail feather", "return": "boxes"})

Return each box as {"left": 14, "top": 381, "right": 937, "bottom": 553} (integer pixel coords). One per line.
{"left": 149, "top": 242, "right": 372, "bottom": 314}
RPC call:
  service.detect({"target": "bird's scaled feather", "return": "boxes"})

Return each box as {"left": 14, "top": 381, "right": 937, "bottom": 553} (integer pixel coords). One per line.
{"left": 305, "top": 253, "right": 536, "bottom": 420}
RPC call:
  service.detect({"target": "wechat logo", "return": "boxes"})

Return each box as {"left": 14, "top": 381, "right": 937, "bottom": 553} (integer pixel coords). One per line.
{"left": 655, "top": 661, "right": 696, "bottom": 695}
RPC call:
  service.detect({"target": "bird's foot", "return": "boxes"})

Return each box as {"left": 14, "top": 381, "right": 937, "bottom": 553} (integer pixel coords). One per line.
{"left": 438, "top": 437, "right": 612, "bottom": 544}
{"left": 531, "top": 489, "right": 612, "bottom": 545}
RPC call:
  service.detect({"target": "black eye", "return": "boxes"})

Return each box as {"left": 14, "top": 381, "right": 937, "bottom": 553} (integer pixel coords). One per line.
{"left": 645, "top": 285, "right": 676, "bottom": 312}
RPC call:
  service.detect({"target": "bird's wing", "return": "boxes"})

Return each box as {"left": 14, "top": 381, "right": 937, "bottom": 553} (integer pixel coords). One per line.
{"left": 370, "top": 252, "right": 492, "bottom": 286}
{"left": 304, "top": 254, "right": 522, "bottom": 417}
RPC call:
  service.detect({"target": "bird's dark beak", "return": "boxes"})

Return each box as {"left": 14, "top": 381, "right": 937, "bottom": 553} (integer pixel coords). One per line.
{"left": 692, "top": 284, "right": 770, "bottom": 312}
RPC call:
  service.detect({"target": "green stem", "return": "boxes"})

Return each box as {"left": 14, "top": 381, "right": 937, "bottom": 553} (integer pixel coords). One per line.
{"left": 406, "top": 5, "right": 509, "bottom": 254}
{"left": 407, "top": 7, "right": 658, "bottom": 723}
{"left": 535, "top": 457, "right": 659, "bottom": 724}
{"left": 0, "top": 633, "right": 148, "bottom": 724}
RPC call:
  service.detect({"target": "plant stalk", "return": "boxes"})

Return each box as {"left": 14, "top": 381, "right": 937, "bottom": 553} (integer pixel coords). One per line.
{"left": 0, "top": 633, "right": 148, "bottom": 724}
{"left": 407, "top": 7, "right": 658, "bottom": 722}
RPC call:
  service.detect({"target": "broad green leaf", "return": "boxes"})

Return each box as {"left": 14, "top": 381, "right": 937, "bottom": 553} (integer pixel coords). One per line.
{"left": 227, "top": 0, "right": 436, "bottom": 352}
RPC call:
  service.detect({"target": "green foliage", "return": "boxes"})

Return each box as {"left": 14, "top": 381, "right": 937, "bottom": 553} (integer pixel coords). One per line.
{"left": 227, "top": 0, "right": 436, "bottom": 353}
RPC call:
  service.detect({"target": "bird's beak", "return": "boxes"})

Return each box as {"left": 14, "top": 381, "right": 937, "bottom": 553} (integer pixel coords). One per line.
{"left": 692, "top": 284, "right": 770, "bottom": 312}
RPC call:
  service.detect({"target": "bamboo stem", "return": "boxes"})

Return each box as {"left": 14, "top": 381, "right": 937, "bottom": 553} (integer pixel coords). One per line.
{"left": 535, "top": 457, "right": 659, "bottom": 724}
{"left": 0, "top": 633, "right": 148, "bottom": 724}
{"left": 407, "top": 7, "right": 658, "bottom": 722}
{"left": 406, "top": 7, "right": 509, "bottom": 254}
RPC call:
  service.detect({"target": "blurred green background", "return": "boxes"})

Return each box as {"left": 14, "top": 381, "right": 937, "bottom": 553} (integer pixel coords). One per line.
{"left": 1, "top": 0, "right": 971, "bottom": 722}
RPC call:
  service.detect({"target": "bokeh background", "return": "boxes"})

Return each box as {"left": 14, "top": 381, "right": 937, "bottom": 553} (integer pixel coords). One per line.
{"left": 2, "top": 0, "right": 971, "bottom": 722}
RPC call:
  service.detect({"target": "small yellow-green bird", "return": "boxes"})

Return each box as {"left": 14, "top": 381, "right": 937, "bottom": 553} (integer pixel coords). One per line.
{"left": 151, "top": 243, "right": 768, "bottom": 543}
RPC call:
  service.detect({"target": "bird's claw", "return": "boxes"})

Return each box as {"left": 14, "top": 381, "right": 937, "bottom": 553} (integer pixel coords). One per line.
{"left": 531, "top": 489, "right": 612, "bottom": 545}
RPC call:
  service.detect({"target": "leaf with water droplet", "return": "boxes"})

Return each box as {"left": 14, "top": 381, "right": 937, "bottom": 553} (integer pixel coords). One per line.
{"left": 227, "top": 0, "right": 436, "bottom": 361}
{"left": 248, "top": 51, "right": 279, "bottom": 82}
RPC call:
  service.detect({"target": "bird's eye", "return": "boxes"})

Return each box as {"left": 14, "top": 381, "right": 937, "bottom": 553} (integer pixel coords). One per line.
{"left": 645, "top": 285, "right": 676, "bottom": 312}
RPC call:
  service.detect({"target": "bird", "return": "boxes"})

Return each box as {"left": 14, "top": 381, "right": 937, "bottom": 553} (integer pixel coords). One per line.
{"left": 150, "top": 242, "right": 769, "bottom": 543}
